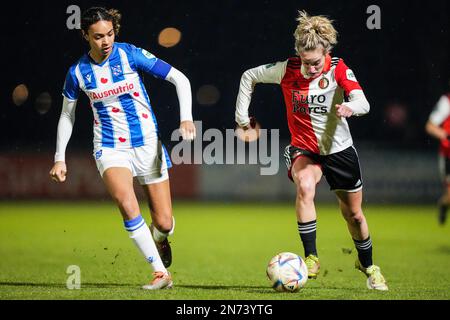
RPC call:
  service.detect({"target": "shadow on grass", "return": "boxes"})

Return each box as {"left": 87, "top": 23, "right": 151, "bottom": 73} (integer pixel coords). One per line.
{"left": 0, "top": 282, "right": 278, "bottom": 295}
{"left": 0, "top": 282, "right": 137, "bottom": 288}
{"left": 437, "top": 245, "right": 450, "bottom": 254}
{"left": 0, "top": 282, "right": 362, "bottom": 295}
{"left": 176, "top": 284, "right": 267, "bottom": 290}
{"left": 175, "top": 284, "right": 357, "bottom": 294}
{"left": 176, "top": 284, "right": 285, "bottom": 295}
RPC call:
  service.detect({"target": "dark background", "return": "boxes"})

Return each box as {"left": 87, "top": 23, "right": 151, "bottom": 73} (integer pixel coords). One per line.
{"left": 1, "top": 0, "right": 449, "bottom": 154}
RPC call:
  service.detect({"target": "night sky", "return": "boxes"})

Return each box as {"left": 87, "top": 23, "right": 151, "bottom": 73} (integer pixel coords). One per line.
{"left": 2, "top": 0, "right": 449, "bottom": 154}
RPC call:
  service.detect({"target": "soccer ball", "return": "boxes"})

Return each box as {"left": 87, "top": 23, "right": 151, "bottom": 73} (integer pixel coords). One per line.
{"left": 266, "top": 252, "right": 308, "bottom": 292}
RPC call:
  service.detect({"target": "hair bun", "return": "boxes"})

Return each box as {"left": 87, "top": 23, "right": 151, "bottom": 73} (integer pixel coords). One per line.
{"left": 293, "top": 10, "right": 338, "bottom": 54}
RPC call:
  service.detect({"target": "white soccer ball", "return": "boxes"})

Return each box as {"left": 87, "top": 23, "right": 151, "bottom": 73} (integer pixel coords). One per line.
{"left": 266, "top": 252, "right": 308, "bottom": 292}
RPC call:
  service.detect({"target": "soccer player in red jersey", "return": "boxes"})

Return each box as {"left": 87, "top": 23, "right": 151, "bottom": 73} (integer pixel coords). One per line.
{"left": 425, "top": 81, "right": 450, "bottom": 225}
{"left": 235, "top": 11, "right": 388, "bottom": 290}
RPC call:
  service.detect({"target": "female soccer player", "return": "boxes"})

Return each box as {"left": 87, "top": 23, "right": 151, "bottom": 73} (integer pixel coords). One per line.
{"left": 49, "top": 7, "right": 195, "bottom": 290}
{"left": 425, "top": 81, "right": 450, "bottom": 225}
{"left": 235, "top": 11, "right": 388, "bottom": 290}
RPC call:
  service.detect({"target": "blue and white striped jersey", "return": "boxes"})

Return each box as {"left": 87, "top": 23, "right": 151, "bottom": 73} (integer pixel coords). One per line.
{"left": 62, "top": 42, "right": 171, "bottom": 150}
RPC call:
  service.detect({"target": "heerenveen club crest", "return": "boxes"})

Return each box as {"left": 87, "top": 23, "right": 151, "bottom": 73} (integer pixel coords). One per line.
{"left": 111, "top": 64, "right": 122, "bottom": 77}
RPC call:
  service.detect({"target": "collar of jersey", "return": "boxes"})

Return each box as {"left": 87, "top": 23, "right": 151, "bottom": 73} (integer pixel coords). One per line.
{"left": 300, "top": 54, "right": 332, "bottom": 81}
{"left": 87, "top": 44, "right": 117, "bottom": 67}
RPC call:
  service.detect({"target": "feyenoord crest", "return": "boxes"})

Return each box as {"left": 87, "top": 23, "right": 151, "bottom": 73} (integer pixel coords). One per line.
{"left": 318, "top": 77, "right": 329, "bottom": 89}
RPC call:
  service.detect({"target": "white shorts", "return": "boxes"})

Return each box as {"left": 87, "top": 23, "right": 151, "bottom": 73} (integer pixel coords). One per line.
{"left": 93, "top": 140, "right": 170, "bottom": 185}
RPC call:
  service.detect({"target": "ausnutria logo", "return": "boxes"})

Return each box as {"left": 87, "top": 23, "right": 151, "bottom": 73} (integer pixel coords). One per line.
{"left": 88, "top": 83, "right": 135, "bottom": 100}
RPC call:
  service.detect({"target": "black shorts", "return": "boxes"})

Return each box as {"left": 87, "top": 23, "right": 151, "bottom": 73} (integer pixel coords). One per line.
{"left": 284, "top": 145, "right": 363, "bottom": 192}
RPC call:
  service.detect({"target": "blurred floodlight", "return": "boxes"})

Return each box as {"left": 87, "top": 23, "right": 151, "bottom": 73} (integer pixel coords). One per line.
{"left": 385, "top": 103, "right": 407, "bottom": 127}
{"left": 158, "top": 27, "right": 181, "bottom": 48}
{"left": 12, "top": 84, "right": 29, "bottom": 106}
{"left": 196, "top": 84, "right": 220, "bottom": 106}
{"left": 235, "top": 122, "right": 261, "bottom": 142}
{"left": 35, "top": 92, "right": 52, "bottom": 115}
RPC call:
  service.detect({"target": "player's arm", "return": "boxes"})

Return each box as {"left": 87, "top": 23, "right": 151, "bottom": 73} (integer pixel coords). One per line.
{"left": 426, "top": 121, "right": 448, "bottom": 141}
{"left": 132, "top": 46, "right": 195, "bottom": 141}
{"left": 50, "top": 67, "right": 79, "bottom": 183}
{"left": 334, "top": 59, "right": 370, "bottom": 118}
{"left": 165, "top": 68, "right": 195, "bottom": 141}
{"left": 235, "top": 61, "right": 287, "bottom": 129}
{"left": 426, "top": 95, "right": 450, "bottom": 141}
{"left": 50, "top": 97, "right": 77, "bottom": 182}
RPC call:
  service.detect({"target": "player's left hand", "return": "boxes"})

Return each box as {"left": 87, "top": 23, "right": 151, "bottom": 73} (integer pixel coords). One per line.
{"left": 49, "top": 161, "right": 67, "bottom": 183}
{"left": 239, "top": 116, "right": 257, "bottom": 131}
{"left": 179, "top": 120, "right": 196, "bottom": 141}
{"left": 335, "top": 104, "right": 354, "bottom": 118}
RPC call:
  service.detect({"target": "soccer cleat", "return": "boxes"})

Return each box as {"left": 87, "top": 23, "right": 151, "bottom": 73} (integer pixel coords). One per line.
{"left": 142, "top": 271, "right": 173, "bottom": 290}
{"left": 304, "top": 254, "right": 320, "bottom": 279}
{"left": 155, "top": 238, "right": 172, "bottom": 268}
{"left": 355, "top": 260, "right": 389, "bottom": 291}
{"left": 438, "top": 204, "right": 447, "bottom": 225}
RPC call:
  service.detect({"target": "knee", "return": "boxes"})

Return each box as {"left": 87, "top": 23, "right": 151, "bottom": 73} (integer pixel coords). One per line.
{"left": 153, "top": 214, "right": 173, "bottom": 233}
{"left": 111, "top": 191, "right": 137, "bottom": 211}
{"left": 294, "top": 175, "right": 316, "bottom": 202}
{"left": 344, "top": 210, "right": 365, "bottom": 225}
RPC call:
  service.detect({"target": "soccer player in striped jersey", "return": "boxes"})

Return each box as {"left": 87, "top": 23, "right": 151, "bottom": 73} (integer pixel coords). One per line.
{"left": 426, "top": 82, "right": 450, "bottom": 225}
{"left": 49, "top": 7, "right": 195, "bottom": 290}
{"left": 235, "top": 11, "right": 388, "bottom": 290}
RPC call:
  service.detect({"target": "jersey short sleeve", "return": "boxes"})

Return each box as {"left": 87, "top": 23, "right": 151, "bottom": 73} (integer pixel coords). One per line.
{"left": 429, "top": 95, "right": 450, "bottom": 126}
{"left": 130, "top": 44, "right": 172, "bottom": 79}
{"left": 62, "top": 65, "right": 80, "bottom": 100}
{"left": 334, "top": 59, "right": 362, "bottom": 96}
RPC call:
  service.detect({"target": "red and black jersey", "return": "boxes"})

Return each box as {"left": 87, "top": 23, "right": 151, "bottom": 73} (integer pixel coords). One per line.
{"left": 280, "top": 55, "right": 362, "bottom": 154}
{"left": 235, "top": 54, "right": 367, "bottom": 155}
{"left": 429, "top": 94, "right": 450, "bottom": 157}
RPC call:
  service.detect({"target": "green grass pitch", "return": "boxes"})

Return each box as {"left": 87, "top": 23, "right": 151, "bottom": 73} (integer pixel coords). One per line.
{"left": 0, "top": 201, "right": 449, "bottom": 300}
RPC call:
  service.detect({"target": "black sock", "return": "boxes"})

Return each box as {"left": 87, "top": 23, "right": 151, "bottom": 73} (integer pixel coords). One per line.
{"left": 439, "top": 204, "right": 448, "bottom": 225}
{"left": 353, "top": 236, "right": 373, "bottom": 268}
{"left": 298, "top": 220, "right": 317, "bottom": 257}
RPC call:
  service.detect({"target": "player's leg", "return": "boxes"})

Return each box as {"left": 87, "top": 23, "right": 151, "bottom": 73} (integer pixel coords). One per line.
{"left": 102, "top": 167, "right": 140, "bottom": 220}
{"left": 336, "top": 190, "right": 388, "bottom": 290}
{"left": 335, "top": 190, "right": 371, "bottom": 265}
{"left": 102, "top": 167, "right": 171, "bottom": 289}
{"left": 438, "top": 185, "right": 449, "bottom": 225}
{"left": 321, "top": 145, "right": 387, "bottom": 290}
{"left": 290, "top": 155, "right": 322, "bottom": 278}
{"left": 438, "top": 184, "right": 450, "bottom": 225}
{"left": 438, "top": 155, "right": 450, "bottom": 225}
{"left": 141, "top": 174, "right": 174, "bottom": 268}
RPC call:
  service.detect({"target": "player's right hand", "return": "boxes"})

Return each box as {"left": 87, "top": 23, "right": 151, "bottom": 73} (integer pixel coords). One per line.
{"left": 49, "top": 161, "right": 67, "bottom": 182}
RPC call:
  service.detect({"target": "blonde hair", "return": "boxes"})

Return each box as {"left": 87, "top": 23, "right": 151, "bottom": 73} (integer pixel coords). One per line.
{"left": 294, "top": 10, "right": 338, "bottom": 55}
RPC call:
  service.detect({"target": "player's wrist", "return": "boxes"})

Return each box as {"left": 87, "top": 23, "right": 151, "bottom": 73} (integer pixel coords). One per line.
{"left": 235, "top": 114, "right": 250, "bottom": 128}
{"left": 237, "top": 121, "right": 250, "bottom": 128}
{"left": 180, "top": 117, "right": 193, "bottom": 124}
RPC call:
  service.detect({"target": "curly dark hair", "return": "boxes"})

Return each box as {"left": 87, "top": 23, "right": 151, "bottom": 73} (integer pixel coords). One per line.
{"left": 80, "top": 7, "right": 121, "bottom": 36}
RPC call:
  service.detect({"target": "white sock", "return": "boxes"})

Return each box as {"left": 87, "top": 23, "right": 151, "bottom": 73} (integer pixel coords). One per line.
{"left": 124, "top": 214, "right": 166, "bottom": 273}
{"left": 151, "top": 216, "right": 175, "bottom": 243}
